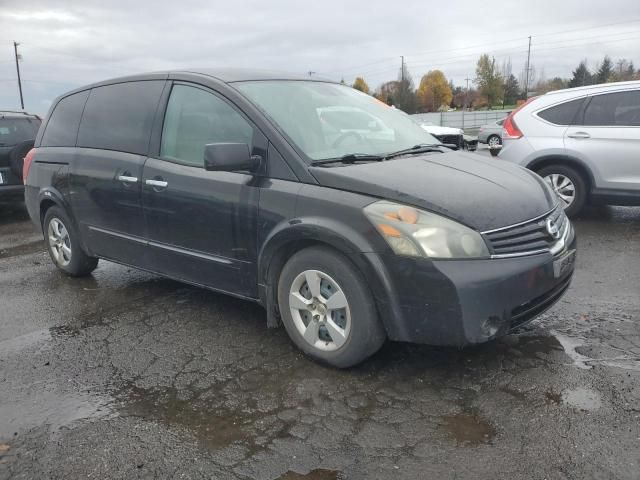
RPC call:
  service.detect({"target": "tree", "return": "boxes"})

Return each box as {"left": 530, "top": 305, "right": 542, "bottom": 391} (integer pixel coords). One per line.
{"left": 394, "top": 63, "right": 418, "bottom": 113}
{"left": 568, "top": 60, "right": 592, "bottom": 88}
{"left": 502, "top": 74, "right": 520, "bottom": 106}
{"left": 536, "top": 77, "right": 567, "bottom": 94}
{"left": 475, "top": 54, "right": 503, "bottom": 107}
{"left": 374, "top": 81, "right": 399, "bottom": 106}
{"left": 416, "top": 70, "right": 453, "bottom": 112}
{"left": 352, "top": 77, "right": 370, "bottom": 94}
{"left": 595, "top": 56, "right": 614, "bottom": 84}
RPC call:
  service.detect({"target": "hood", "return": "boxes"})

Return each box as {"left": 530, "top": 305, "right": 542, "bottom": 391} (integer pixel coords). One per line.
{"left": 310, "top": 151, "right": 557, "bottom": 231}
{"left": 420, "top": 124, "right": 463, "bottom": 135}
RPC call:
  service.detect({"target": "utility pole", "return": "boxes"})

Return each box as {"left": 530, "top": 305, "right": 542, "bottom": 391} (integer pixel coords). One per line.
{"left": 462, "top": 77, "right": 471, "bottom": 130}
{"left": 307, "top": 71, "right": 316, "bottom": 77}
{"left": 400, "top": 56, "right": 405, "bottom": 83}
{"left": 524, "top": 36, "right": 532, "bottom": 100}
{"left": 13, "top": 41, "right": 24, "bottom": 110}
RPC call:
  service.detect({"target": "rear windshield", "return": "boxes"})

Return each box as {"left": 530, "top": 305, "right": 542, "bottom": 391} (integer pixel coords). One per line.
{"left": 0, "top": 117, "right": 40, "bottom": 146}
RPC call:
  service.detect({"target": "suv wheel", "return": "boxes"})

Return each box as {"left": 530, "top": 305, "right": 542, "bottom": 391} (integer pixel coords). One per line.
{"left": 487, "top": 135, "right": 501, "bottom": 148}
{"left": 43, "top": 206, "right": 98, "bottom": 276}
{"left": 277, "top": 246, "right": 386, "bottom": 368}
{"left": 537, "top": 165, "right": 587, "bottom": 217}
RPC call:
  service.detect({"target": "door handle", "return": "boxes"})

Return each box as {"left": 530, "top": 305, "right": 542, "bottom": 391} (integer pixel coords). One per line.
{"left": 145, "top": 179, "right": 168, "bottom": 188}
{"left": 117, "top": 175, "right": 138, "bottom": 183}
{"left": 567, "top": 132, "right": 590, "bottom": 139}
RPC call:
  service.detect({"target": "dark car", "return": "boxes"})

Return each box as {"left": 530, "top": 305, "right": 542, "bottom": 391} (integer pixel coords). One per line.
{"left": 24, "top": 70, "right": 576, "bottom": 367}
{"left": 0, "top": 111, "right": 41, "bottom": 203}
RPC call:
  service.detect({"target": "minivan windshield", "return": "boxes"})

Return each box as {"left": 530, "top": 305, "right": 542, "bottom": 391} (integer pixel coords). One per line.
{"left": 235, "top": 81, "right": 440, "bottom": 161}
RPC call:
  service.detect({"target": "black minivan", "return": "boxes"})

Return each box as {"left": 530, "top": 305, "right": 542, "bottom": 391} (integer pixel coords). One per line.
{"left": 24, "top": 70, "right": 576, "bottom": 367}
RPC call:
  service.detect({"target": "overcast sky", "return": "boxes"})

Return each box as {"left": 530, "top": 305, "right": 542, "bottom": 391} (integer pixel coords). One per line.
{"left": 1, "top": 0, "right": 639, "bottom": 114}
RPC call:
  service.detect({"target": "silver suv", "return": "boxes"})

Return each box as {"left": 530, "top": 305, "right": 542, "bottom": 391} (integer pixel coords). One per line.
{"left": 499, "top": 81, "right": 640, "bottom": 216}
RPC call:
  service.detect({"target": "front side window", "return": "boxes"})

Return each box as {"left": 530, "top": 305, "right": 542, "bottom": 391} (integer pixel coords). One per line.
{"left": 537, "top": 98, "right": 584, "bottom": 126}
{"left": 582, "top": 90, "right": 640, "bottom": 126}
{"left": 160, "top": 85, "right": 253, "bottom": 167}
{"left": 234, "top": 81, "right": 439, "bottom": 161}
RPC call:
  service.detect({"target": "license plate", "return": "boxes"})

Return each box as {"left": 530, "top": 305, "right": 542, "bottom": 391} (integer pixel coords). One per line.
{"left": 553, "top": 249, "right": 576, "bottom": 278}
{"left": 0, "top": 172, "right": 4, "bottom": 184}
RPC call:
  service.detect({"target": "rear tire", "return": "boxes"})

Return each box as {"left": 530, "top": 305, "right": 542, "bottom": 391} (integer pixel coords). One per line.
{"left": 43, "top": 206, "right": 98, "bottom": 276}
{"left": 277, "top": 246, "right": 386, "bottom": 368}
{"left": 9, "top": 140, "right": 34, "bottom": 180}
{"left": 487, "top": 135, "right": 501, "bottom": 148}
{"left": 537, "top": 164, "right": 587, "bottom": 217}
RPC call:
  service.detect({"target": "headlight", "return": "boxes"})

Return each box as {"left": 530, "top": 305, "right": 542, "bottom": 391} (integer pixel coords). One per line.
{"left": 364, "top": 201, "right": 490, "bottom": 259}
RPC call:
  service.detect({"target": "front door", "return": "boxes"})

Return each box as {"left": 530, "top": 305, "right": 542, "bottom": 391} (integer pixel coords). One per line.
{"left": 141, "top": 83, "right": 260, "bottom": 297}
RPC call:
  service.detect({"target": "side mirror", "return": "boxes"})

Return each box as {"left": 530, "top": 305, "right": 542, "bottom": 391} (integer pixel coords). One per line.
{"left": 204, "top": 143, "right": 260, "bottom": 172}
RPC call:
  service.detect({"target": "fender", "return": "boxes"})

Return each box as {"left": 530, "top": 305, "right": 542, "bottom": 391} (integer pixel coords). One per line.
{"left": 526, "top": 154, "right": 597, "bottom": 189}
{"left": 35, "top": 186, "right": 92, "bottom": 255}
{"left": 257, "top": 217, "right": 396, "bottom": 335}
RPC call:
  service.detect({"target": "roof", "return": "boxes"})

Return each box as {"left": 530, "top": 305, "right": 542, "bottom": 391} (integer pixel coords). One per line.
{"left": 0, "top": 110, "right": 40, "bottom": 118}
{"left": 545, "top": 79, "right": 640, "bottom": 97}
{"left": 181, "top": 68, "right": 332, "bottom": 83}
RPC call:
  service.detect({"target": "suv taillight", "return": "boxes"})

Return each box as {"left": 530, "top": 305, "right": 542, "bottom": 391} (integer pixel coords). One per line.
{"left": 23, "top": 148, "right": 36, "bottom": 183}
{"left": 502, "top": 115, "right": 523, "bottom": 139}
{"left": 502, "top": 96, "right": 538, "bottom": 140}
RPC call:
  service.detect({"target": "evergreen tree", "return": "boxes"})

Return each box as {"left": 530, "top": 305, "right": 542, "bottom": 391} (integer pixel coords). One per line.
{"left": 568, "top": 61, "right": 591, "bottom": 88}
{"left": 595, "top": 56, "right": 613, "bottom": 84}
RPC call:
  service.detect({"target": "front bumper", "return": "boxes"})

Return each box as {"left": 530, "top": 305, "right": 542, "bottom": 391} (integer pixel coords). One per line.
{"left": 362, "top": 232, "right": 576, "bottom": 346}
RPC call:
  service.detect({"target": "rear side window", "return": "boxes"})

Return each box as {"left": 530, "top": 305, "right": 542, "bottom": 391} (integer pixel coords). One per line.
{"left": 537, "top": 98, "right": 584, "bottom": 125}
{"left": 582, "top": 90, "right": 640, "bottom": 126}
{"left": 41, "top": 91, "right": 89, "bottom": 147}
{"left": 0, "top": 117, "right": 40, "bottom": 146}
{"left": 77, "top": 81, "right": 164, "bottom": 155}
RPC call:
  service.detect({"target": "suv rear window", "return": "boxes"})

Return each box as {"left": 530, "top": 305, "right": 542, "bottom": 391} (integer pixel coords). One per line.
{"left": 537, "top": 98, "right": 584, "bottom": 125}
{"left": 0, "top": 117, "right": 40, "bottom": 146}
{"left": 77, "top": 81, "right": 164, "bottom": 155}
{"left": 41, "top": 91, "right": 89, "bottom": 147}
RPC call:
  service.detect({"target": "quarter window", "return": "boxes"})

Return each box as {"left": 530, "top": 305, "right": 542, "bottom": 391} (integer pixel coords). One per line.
{"left": 583, "top": 90, "right": 640, "bottom": 126}
{"left": 41, "top": 91, "right": 89, "bottom": 147}
{"left": 537, "top": 98, "right": 584, "bottom": 125}
{"left": 160, "top": 85, "right": 253, "bottom": 167}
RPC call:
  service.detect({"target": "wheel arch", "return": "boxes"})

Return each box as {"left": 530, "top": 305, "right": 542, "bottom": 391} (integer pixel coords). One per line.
{"left": 257, "top": 220, "right": 391, "bottom": 333}
{"left": 526, "top": 155, "right": 595, "bottom": 192}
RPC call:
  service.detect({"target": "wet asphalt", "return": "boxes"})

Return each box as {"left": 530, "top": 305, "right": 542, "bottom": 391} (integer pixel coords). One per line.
{"left": 1, "top": 159, "right": 639, "bottom": 479}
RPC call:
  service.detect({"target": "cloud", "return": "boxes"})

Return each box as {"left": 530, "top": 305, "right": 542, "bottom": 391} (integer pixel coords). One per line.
{"left": 0, "top": 0, "right": 638, "bottom": 113}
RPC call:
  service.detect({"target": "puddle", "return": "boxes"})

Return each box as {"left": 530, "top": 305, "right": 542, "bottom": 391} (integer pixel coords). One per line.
{"left": 440, "top": 412, "right": 496, "bottom": 446}
{"left": 510, "top": 335, "right": 563, "bottom": 359}
{"left": 121, "top": 386, "right": 267, "bottom": 451}
{"left": 550, "top": 330, "right": 593, "bottom": 369}
{"left": 0, "top": 240, "right": 45, "bottom": 259}
{"left": 279, "top": 469, "right": 340, "bottom": 480}
{"left": 0, "top": 390, "right": 113, "bottom": 441}
{"left": 545, "top": 391, "right": 562, "bottom": 404}
{"left": 562, "top": 387, "right": 602, "bottom": 411}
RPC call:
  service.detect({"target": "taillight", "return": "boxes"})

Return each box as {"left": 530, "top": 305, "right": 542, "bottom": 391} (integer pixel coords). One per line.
{"left": 502, "top": 96, "right": 538, "bottom": 140}
{"left": 502, "top": 115, "right": 523, "bottom": 139}
{"left": 22, "top": 148, "right": 36, "bottom": 183}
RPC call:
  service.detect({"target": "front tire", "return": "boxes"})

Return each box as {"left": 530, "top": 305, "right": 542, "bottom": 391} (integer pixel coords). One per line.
{"left": 277, "top": 246, "right": 386, "bottom": 368}
{"left": 537, "top": 165, "right": 587, "bottom": 217}
{"left": 43, "top": 206, "right": 98, "bottom": 276}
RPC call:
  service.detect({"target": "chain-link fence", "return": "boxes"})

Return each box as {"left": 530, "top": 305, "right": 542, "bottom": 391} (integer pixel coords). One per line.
{"left": 412, "top": 110, "right": 511, "bottom": 129}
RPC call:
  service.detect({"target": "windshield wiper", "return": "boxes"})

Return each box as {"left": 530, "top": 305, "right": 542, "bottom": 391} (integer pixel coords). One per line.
{"left": 311, "top": 153, "right": 384, "bottom": 166}
{"left": 383, "top": 143, "right": 452, "bottom": 160}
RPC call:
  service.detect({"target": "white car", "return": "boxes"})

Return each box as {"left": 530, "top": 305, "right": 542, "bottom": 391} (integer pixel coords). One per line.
{"left": 499, "top": 80, "right": 640, "bottom": 216}
{"left": 419, "top": 123, "right": 466, "bottom": 150}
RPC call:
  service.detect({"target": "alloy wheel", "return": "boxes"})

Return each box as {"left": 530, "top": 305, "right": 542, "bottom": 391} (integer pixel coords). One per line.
{"left": 48, "top": 218, "right": 72, "bottom": 266}
{"left": 544, "top": 173, "right": 576, "bottom": 208}
{"left": 488, "top": 136, "right": 501, "bottom": 148}
{"left": 289, "top": 269, "right": 351, "bottom": 351}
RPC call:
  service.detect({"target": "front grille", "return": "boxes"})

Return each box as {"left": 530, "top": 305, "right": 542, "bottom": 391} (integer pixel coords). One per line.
{"left": 433, "top": 134, "right": 463, "bottom": 149}
{"left": 483, "top": 206, "right": 568, "bottom": 257}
